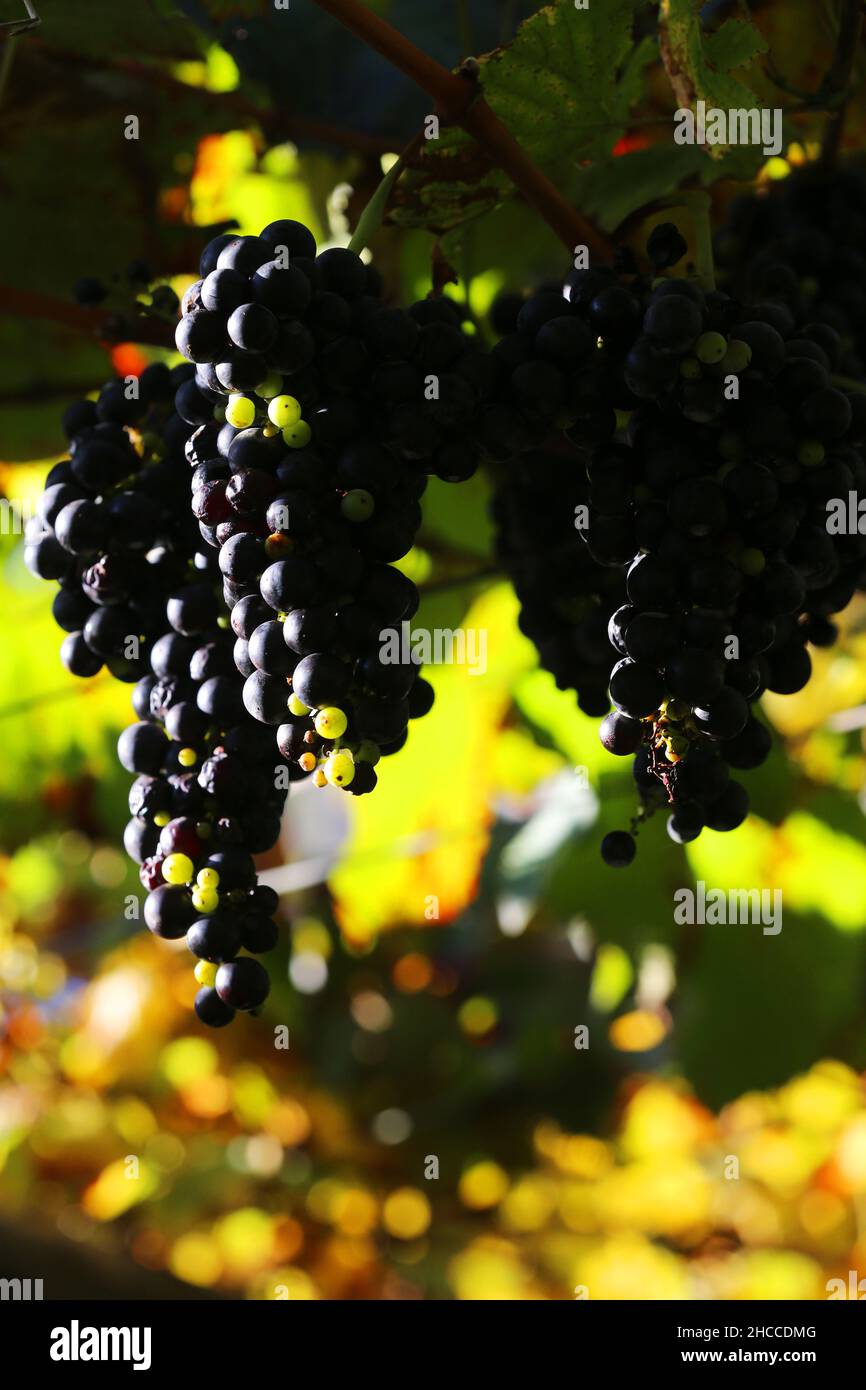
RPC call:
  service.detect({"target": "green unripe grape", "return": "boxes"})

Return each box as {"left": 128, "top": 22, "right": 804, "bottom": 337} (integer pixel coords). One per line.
{"left": 798, "top": 439, "right": 825, "bottom": 468}
{"left": 197, "top": 868, "right": 220, "bottom": 890}
{"left": 287, "top": 693, "right": 310, "bottom": 717}
{"left": 696, "top": 331, "right": 727, "bottom": 365}
{"left": 356, "top": 739, "right": 381, "bottom": 766}
{"left": 739, "top": 548, "right": 766, "bottom": 576}
{"left": 163, "top": 852, "right": 194, "bottom": 885}
{"left": 226, "top": 394, "right": 256, "bottom": 429}
{"left": 664, "top": 733, "right": 689, "bottom": 760}
{"left": 665, "top": 699, "right": 690, "bottom": 723}
{"left": 314, "top": 706, "right": 348, "bottom": 739}
{"left": 178, "top": 747, "right": 197, "bottom": 768}
{"left": 194, "top": 960, "right": 218, "bottom": 987}
{"left": 722, "top": 339, "right": 752, "bottom": 373}
{"left": 257, "top": 371, "right": 283, "bottom": 401}
{"left": 191, "top": 886, "right": 219, "bottom": 914}
{"left": 213, "top": 406, "right": 227, "bottom": 424}
{"left": 680, "top": 356, "right": 701, "bottom": 379}
{"left": 154, "top": 811, "right": 170, "bottom": 828}
{"left": 340, "top": 489, "right": 375, "bottom": 522}
{"left": 282, "top": 419, "right": 311, "bottom": 449}
{"left": 324, "top": 751, "right": 355, "bottom": 788}
{"left": 268, "top": 394, "right": 302, "bottom": 428}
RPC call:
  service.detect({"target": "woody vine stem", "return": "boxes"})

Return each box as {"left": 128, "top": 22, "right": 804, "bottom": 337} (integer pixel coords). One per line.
{"left": 311, "top": 0, "right": 612, "bottom": 262}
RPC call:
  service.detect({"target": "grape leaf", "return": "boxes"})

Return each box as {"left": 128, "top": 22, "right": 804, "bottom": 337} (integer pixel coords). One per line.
{"left": 676, "top": 806, "right": 866, "bottom": 1105}
{"left": 660, "top": 0, "right": 769, "bottom": 113}
{"left": 32, "top": 0, "right": 201, "bottom": 59}
{"left": 703, "top": 17, "right": 769, "bottom": 75}
{"left": 479, "top": 0, "right": 655, "bottom": 167}
{"left": 568, "top": 142, "right": 762, "bottom": 234}
{"left": 393, "top": 0, "right": 655, "bottom": 232}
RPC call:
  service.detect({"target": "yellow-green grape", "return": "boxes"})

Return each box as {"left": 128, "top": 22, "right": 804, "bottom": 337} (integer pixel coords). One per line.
{"left": 178, "top": 747, "right": 197, "bottom": 768}
{"left": 665, "top": 699, "right": 690, "bottom": 722}
{"left": 257, "top": 371, "right": 283, "bottom": 401}
{"left": 740, "top": 548, "right": 766, "bottom": 577}
{"left": 696, "top": 331, "right": 727, "bottom": 365}
{"left": 192, "top": 886, "right": 219, "bottom": 914}
{"left": 314, "top": 769, "right": 328, "bottom": 788}
{"left": 153, "top": 811, "right": 170, "bottom": 829}
{"left": 340, "top": 489, "right": 375, "bottom": 522}
{"left": 262, "top": 423, "right": 280, "bottom": 439}
{"left": 356, "top": 739, "right": 380, "bottom": 765}
{"left": 163, "top": 852, "right": 194, "bottom": 885}
{"left": 195, "top": 820, "right": 212, "bottom": 841}
{"left": 213, "top": 405, "right": 227, "bottom": 424}
{"left": 288, "top": 693, "right": 310, "bottom": 717}
{"left": 226, "top": 394, "right": 256, "bottom": 429}
{"left": 314, "top": 706, "right": 348, "bottom": 739}
{"left": 722, "top": 339, "right": 751, "bottom": 373}
{"left": 298, "top": 751, "right": 317, "bottom": 773}
{"left": 194, "top": 960, "right": 218, "bottom": 987}
{"left": 324, "top": 751, "right": 355, "bottom": 788}
{"left": 268, "top": 394, "right": 302, "bottom": 429}
{"left": 680, "top": 356, "right": 701, "bottom": 380}
{"left": 197, "top": 867, "right": 220, "bottom": 890}
{"left": 798, "top": 439, "right": 825, "bottom": 468}
{"left": 663, "top": 733, "right": 689, "bottom": 761}
{"left": 283, "top": 419, "right": 311, "bottom": 449}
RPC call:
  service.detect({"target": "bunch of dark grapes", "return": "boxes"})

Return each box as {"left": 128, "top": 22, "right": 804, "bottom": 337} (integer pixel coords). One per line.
{"left": 491, "top": 445, "right": 626, "bottom": 716}
{"left": 172, "top": 221, "right": 483, "bottom": 793}
{"left": 25, "top": 365, "right": 196, "bottom": 681}
{"left": 715, "top": 160, "right": 866, "bottom": 374}
{"left": 74, "top": 257, "right": 181, "bottom": 324}
{"left": 28, "top": 377, "right": 285, "bottom": 1026}
{"left": 121, "top": 598, "right": 286, "bottom": 1028}
{"left": 490, "top": 224, "right": 866, "bottom": 865}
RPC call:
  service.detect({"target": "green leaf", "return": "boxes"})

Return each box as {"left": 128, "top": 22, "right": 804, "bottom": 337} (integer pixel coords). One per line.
{"left": 676, "top": 804, "right": 866, "bottom": 1105}
{"left": 420, "top": 472, "right": 495, "bottom": 560}
{"left": 480, "top": 2, "right": 654, "bottom": 167}
{"left": 495, "top": 771, "right": 597, "bottom": 933}
{"left": 661, "top": 0, "right": 768, "bottom": 113}
{"left": 394, "top": 0, "right": 654, "bottom": 233}
{"left": 703, "top": 17, "right": 770, "bottom": 74}
{"left": 569, "top": 142, "right": 763, "bottom": 234}
{"left": 32, "top": 0, "right": 201, "bottom": 59}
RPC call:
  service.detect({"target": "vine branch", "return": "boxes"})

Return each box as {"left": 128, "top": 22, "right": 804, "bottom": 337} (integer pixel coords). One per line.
{"left": 0, "top": 285, "right": 176, "bottom": 348}
{"left": 311, "top": 0, "right": 612, "bottom": 261}
{"left": 28, "top": 45, "right": 402, "bottom": 156}
{"left": 820, "top": 0, "right": 862, "bottom": 167}
{"left": 418, "top": 565, "right": 501, "bottom": 597}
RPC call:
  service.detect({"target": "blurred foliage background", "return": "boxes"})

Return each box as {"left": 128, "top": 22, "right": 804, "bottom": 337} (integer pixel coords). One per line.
{"left": 2, "top": 0, "right": 866, "bottom": 1300}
